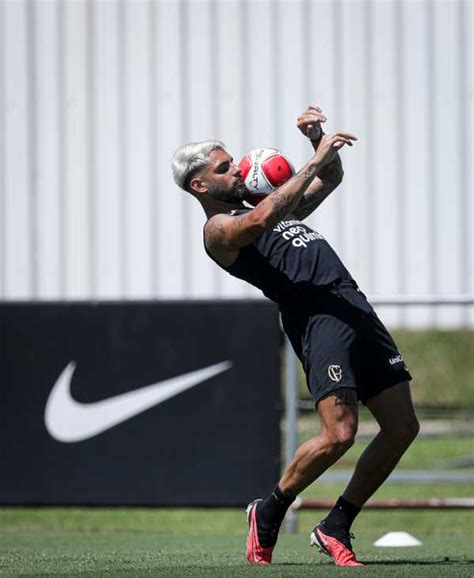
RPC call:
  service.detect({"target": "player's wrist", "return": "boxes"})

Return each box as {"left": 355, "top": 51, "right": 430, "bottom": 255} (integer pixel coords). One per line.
{"left": 310, "top": 130, "right": 324, "bottom": 145}
{"left": 304, "top": 158, "right": 324, "bottom": 179}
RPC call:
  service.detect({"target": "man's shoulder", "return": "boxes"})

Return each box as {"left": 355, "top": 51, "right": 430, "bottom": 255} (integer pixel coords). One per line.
{"left": 204, "top": 207, "right": 253, "bottom": 235}
{"left": 203, "top": 214, "right": 241, "bottom": 268}
{"left": 204, "top": 213, "right": 230, "bottom": 240}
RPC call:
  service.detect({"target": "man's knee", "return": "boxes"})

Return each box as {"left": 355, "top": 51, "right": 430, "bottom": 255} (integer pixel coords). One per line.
{"left": 367, "top": 382, "right": 420, "bottom": 449}
{"left": 401, "top": 416, "right": 420, "bottom": 444}
{"left": 318, "top": 387, "right": 359, "bottom": 457}
{"left": 383, "top": 415, "right": 420, "bottom": 448}
{"left": 325, "top": 423, "right": 357, "bottom": 456}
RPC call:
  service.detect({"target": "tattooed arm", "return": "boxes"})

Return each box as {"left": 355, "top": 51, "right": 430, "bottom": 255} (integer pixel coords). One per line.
{"left": 205, "top": 131, "right": 356, "bottom": 266}
{"left": 292, "top": 105, "right": 347, "bottom": 220}
{"left": 292, "top": 155, "right": 344, "bottom": 221}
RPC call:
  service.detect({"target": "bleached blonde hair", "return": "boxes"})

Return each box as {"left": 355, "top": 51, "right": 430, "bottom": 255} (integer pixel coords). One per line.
{"left": 171, "top": 140, "right": 226, "bottom": 192}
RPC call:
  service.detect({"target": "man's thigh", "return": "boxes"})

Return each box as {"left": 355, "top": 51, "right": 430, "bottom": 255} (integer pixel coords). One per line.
{"left": 301, "top": 312, "right": 359, "bottom": 405}
{"left": 317, "top": 387, "right": 359, "bottom": 438}
{"left": 365, "top": 380, "right": 418, "bottom": 432}
{"left": 283, "top": 286, "right": 412, "bottom": 405}
{"left": 330, "top": 285, "right": 413, "bottom": 403}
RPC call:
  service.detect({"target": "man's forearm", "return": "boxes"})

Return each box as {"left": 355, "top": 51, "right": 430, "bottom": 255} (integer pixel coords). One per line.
{"left": 293, "top": 184, "right": 335, "bottom": 220}
{"left": 293, "top": 156, "right": 344, "bottom": 220}
{"left": 255, "top": 157, "right": 322, "bottom": 228}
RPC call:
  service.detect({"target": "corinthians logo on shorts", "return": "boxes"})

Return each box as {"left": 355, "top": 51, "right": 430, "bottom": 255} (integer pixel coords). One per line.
{"left": 328, "top": 364, "right": 342, "bottom": 383}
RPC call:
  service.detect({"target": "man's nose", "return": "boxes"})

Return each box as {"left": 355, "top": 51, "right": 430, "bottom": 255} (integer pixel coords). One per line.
{"left": 233, "top": 164, "right": 242, "bottom": 177}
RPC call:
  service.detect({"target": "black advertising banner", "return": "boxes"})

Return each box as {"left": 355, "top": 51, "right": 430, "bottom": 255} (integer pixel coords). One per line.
{"left": 0, "top": 301, "right": 281, "bottom": 506}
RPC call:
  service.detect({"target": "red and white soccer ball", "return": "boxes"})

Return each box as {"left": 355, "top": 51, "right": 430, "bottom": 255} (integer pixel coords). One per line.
{"left": 239, "top": 148, "right": 295, "bottom": 206}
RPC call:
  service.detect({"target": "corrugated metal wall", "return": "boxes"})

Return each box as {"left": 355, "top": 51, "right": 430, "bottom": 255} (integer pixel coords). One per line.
{"left": 1, "top": 0, "right": 473, "bottom": 328}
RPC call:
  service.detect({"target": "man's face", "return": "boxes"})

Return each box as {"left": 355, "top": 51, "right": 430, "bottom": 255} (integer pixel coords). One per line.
{"left": 192, "top": 149, "right": 248, "bottom": 203}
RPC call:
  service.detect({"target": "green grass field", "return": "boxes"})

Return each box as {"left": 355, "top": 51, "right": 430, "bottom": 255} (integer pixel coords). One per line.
{"left": 1, "top": 504, "right": 473, "bottom": 576}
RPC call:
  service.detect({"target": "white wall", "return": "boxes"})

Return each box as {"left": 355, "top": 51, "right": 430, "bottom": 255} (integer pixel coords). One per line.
{"left": 0, "top": 0, "right": 473, "bottom": 327}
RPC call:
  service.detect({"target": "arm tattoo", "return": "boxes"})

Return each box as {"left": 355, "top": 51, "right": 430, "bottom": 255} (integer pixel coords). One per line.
{"left": 205, "top": 216, "right": 226, "bottom": 245}
{"left": 293, "top": 156, "right": 344, "bottom": 220}
{"left": 265, "top": 161, "right": 321, "bottom": 223}
{"left": 292, "top": 187, "right": 332, "bottom": 220}
{"left": 334, "top": 388, "right": 358, "bottom": 407}
{"left": 303, "top": 164, "right": 320, "bottom": 179}
{"left": 206, "top": 212, "right": 265, "bottom": 251}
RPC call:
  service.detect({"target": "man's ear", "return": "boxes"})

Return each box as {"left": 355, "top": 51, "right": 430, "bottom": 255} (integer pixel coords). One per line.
{"left": 190, "top": 176, "right": 208, "bottom": 194}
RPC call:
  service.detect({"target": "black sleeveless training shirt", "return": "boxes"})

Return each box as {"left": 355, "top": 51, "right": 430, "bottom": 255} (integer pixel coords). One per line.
{"left": 204, "top": 208, "right": 355, "bottom": 309}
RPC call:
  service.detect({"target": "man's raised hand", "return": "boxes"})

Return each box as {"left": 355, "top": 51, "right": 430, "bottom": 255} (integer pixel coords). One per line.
{"left": 297, "top": 105, "right": 327, "bottom": 141}
{"left": 313, "top": 131, "right": 358, "bottom": 167}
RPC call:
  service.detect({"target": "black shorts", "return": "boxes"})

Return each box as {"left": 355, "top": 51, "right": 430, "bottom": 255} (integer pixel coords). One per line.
{"left": 281, "top": 281, "right": 412, "bottom": 405}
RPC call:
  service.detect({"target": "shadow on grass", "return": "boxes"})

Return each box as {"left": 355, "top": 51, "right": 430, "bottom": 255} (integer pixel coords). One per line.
{"left": 364, "top": 559, "right": 474, "bottom": 566}
{"left": 273, "top": 562, "right": 317, "bottom": 566}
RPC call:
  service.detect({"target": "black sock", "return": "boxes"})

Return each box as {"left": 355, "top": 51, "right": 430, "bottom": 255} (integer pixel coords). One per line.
{"left": 323, "top": 496, "right": 361, "bottom": 534}
{"left": 256, "top": 485, "right": 295, "bottom": 547}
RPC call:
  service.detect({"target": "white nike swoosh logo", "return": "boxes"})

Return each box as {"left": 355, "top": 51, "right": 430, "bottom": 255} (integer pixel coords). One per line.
{"left": 44, "top": 360, "right": 232, "bottom": 443}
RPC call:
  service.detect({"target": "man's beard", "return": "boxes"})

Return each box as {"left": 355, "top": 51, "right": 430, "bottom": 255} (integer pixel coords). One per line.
{"left": 207, "top": 181, "right": 248, "bottom": 203}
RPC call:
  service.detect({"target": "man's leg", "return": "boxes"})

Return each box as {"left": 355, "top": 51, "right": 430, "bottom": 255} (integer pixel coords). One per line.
{"left": 311, "top": 381, "right": 419, "bottom": 566}
{"left": 246, "top": 387, "right": 358, "bottom": 565}
{"left": 279, "top": 387, "right": 358, "bottom": 493}
{"left": 342, "top": 381, "right": 419, "bottom": 507}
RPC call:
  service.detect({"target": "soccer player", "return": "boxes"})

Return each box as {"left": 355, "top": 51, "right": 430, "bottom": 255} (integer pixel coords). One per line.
{"left": 171, "top": 106, "right": 419, "bottom": 567}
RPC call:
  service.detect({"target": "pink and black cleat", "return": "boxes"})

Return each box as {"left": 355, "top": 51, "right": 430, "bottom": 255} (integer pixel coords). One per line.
{"left": 310, "top": 521, "right": 365, "bottom": 567}
{"left": 245, "top": 499, "right": 274, "bottom": 565}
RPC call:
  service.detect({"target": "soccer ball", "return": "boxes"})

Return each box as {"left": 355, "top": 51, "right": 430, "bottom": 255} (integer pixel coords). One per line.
{"left": 239, "top": 148, "right": 295, "bottom": 206}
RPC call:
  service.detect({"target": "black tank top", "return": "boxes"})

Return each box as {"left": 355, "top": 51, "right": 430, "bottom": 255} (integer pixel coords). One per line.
{"left": 204, "top": 208, "right": 355, "bottom": 309}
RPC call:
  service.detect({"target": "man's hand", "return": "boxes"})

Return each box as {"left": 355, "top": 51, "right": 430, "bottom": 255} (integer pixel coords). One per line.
{"left": 297, "top": 105, "right": 327, "bottom": 141}
{"left": 313, "top": 131, "right": 357, "bottom": 167}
